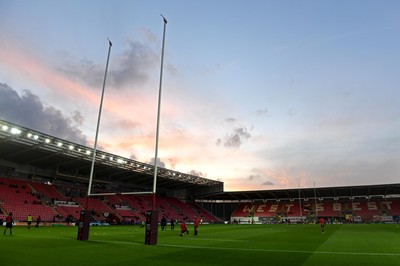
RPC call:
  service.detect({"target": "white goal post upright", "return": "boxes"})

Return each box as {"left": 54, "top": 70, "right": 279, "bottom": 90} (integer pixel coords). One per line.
{"left": 314, "top": 179, "right": 318, "bottom": 218}
{"left": 152, "top": 14, "right": 167, "bottom": 210}
{"left": 298, "top": 182, "right": 303, "bottom": 222}
{"left": 77, "top": 39, "right": 112, "bottom": 241}
{"left": 86, "top": 38, "right": 113, "bottom": 207}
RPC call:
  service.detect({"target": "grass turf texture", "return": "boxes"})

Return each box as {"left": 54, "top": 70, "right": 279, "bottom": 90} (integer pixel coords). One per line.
{"left": 1, "top": 224, "right": 399, "bottom": 265}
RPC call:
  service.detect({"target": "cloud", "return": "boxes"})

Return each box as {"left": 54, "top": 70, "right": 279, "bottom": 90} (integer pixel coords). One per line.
{"left": 129, "top": 153, "right": 137, "bottom": 160}
{"left": 262, "top": 181, "right": 275, "bottom": 186}
{"left": 71, "top": 110, "right": 84, "bottom": 126}
{"left": 0, "top": 82, "right": 88, "bottom": 145}
{"left": 246, "top": 168, "right": 290, "bottom": 188}
{"left": 216, "top": 118, "right": 252, "bottom": 149}
{"left": 248, "top": 173, "right": 275, "bottom": 186}
{"left": 109, "top": 40, "right": 159, "bottom": 89}
{"left": 165, "top": 63, "right": 178, "bottom": 76}
{"left": 255, "top": 107, "right": 269, "bottom": 116}
{"left": 56, "top": 58, "right": 104, "bottom": 90}
{"left": 138, "top": 27, "right": 158, "bottom": 43}
{"left": 57, "top": 39, "right": 159, "bottom": 90}
{"left": 189, "top": 170, "right": 206, "bottom": 177}
{"left": 287, "top": 106, "right": 297, "bottom": 116}
{"left": 248, "top": 174, "right": 259, "bottom": 181}
{"left": 148, "top": 157, "right": 166, "bottom": 168}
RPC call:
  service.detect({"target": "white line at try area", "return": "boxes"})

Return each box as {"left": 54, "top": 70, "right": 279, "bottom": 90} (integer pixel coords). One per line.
{"left": 26, "top": 235, "right": 400, "bottom": 257}
{"left": 91, "top": 239, "right": 400, "bottom": 257}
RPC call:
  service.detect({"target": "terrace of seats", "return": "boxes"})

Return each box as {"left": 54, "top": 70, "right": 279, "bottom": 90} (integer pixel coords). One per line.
{"left": 0, "top": 176, "right": 221, "bottom": 223}
{"left": 0, "top": 177, "right": 58, "bottom": 221}
{"left": 101, "top": 195, "right": 138, "bottom": 221}
{"left": 388, "top": 199, "right": 400, "bottom": 215}
{"left": 116, "top": 195, "right": 151, "bottom": 221}
{"left": 55, "top": 205, "right": 83, "bottom": 220}
{"left": 29, "top": 182, "right": 69, "bottom": 202}
{"left": 231, "top": 199, "right": 400, "bottom": 220}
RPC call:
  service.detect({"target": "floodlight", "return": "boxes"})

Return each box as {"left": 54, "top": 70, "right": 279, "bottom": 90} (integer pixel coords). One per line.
{"left": 10, "top": 127, "right": 21, "bottom": 135}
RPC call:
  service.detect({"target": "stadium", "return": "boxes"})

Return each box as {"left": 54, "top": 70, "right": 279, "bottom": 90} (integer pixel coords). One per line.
{"left": 1, "top": 119, "right": 400, "bottom": 265}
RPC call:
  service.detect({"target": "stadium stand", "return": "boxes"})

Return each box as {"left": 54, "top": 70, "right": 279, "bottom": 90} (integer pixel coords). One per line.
{"left": 1, "top": 119, "right": 399, "bottom": 226}
{"left": 54, "top": 205, "right": 83, "bottom": 221}
{"left": 0, "top": 176, "right": 221, "bottom": 224}
{"left": 29, "top": 182, "right": 70, "bottom": 202}
{"left": 2, "top": 176, "right": 400, "bottom": 225}
{"left": 229, "top": 198, "right": 400, "bottom": 223}
{"left": 0, "top": 177, "right": 58, "bottom": 221}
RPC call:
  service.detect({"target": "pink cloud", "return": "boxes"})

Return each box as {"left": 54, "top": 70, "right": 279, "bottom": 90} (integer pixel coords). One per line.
{"left": 0, "top": 45, "right": 100, "bottom": 107}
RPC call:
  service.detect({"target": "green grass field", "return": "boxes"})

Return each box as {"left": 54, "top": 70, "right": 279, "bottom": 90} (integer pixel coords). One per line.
{"left": 1, "top": 223, "right": 399, "bottom": 265}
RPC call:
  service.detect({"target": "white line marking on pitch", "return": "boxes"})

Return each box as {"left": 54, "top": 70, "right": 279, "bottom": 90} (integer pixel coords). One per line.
{"left": 190, "top": 238, "right": 249, "bottom": 242}
{"left": 156, "top": 243, "right": 400, "bottom": 257}
{"left": 27, "top": 235, "right": 400, "bottom": 257}
{"left": 90, "top": 239, "right": 400, "bottom": 257}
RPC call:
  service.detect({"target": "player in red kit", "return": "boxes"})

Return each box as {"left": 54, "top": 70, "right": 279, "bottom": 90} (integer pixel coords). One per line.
{"left": 4, "top": 212, "right": 14, "bottom": 235}
{"left": 180, "top": 220, "right": 189, "bottom": 237}
{"left": 319, "top": 217, "right": 325, "bottom": 234}
{"left": 194, "top": 216, "right": 200, "bottom": 236}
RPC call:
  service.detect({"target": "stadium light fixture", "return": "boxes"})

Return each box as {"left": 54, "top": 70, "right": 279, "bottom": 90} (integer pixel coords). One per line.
{"left": 1, "top": 119, "right": 222, "bottom": 190}
{"left": 10, "top": 127, "right": 21, "bottom": 135}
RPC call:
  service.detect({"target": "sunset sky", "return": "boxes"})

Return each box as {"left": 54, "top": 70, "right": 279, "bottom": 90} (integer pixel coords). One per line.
{"left": 1, "top": 0, "right": 399, "bottom": 191}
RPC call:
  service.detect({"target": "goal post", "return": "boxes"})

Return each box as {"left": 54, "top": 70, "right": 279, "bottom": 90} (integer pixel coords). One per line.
{"left": 78, "top": 39, "right": 112, "bottom": 241}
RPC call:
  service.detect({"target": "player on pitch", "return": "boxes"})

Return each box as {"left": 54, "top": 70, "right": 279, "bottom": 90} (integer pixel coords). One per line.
{"left": 180, "top": 220, "right": 189, "bottom": 237}
{"left": 319, "top": 217, "right": 325, "bottom": 234}
{"left": 194, "top": 216, "right": 200, "bottom": 236}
